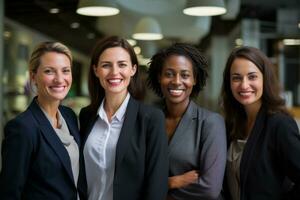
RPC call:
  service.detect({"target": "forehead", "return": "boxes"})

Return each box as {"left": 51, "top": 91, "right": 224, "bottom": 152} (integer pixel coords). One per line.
{"left": 163, "top": 55, "right": 193, "bottom": 71}
{"left": 230, "top": 58, "right": 261, "bottom": 74}
{"left": 40, "top": 52, "right": 71, "bottom": 65}
{"left": 99, "top": 47, "right": 130, "bottom": 61}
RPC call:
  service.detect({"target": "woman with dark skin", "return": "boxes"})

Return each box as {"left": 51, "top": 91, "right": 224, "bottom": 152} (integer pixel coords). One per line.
{"left": 79, "top": 36, "right": 168, "bottom": 200}
{"left": 221, "top": 46, "right": 300, "bottom": 200}
{"left": 148, "top": 43, "right": 226, "bottom": 200}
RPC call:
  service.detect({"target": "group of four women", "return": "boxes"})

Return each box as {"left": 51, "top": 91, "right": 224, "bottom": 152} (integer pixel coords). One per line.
{"left": 0, "top": 36, "right": 299, "bottom": 200}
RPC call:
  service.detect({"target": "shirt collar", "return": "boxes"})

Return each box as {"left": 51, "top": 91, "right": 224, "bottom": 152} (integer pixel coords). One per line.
{"left": 98, "top": 93, "right": 131, "bottom": 122}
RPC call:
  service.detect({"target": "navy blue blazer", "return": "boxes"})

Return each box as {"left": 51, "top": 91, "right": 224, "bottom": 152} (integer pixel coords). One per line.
{"left": 79, "top": 97, "right": 169, "bottom": 200}
{"left": 0, "top": 98, "right": 82, "bottom": 200}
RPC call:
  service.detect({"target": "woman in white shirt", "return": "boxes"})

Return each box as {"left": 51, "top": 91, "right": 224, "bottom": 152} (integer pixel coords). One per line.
{"left": 78, "top": 36, "right": 168, "bottom": 200}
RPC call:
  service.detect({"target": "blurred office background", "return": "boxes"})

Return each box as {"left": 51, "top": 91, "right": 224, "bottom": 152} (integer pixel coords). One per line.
{"left": 0, "top": 0, "right": 300, "bottom": 136}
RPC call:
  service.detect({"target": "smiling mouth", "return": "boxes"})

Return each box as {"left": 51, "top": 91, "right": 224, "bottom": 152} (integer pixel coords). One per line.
{"left": 168, "top": 89, "right": 184, "bottom": 96}
{"left": 238, "top": 91, "right": 254, "bottom": 97}
{"left": 49, "top": 86, "right": 66, "bottom": 92}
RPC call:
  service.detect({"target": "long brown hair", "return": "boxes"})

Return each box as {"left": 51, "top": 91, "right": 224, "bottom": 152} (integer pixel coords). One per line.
{"left": 221, "top": 46, "right": 288, "bottom": 140}
{"left": 87, "top": 36, "right": 141, "bottom": 116}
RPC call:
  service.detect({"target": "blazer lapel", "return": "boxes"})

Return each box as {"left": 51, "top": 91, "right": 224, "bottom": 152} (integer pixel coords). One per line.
{"left": 168, "top": 101, "right": 197, "bottom": 152}
{"left": 240, "top": 107, "right": 267, "bottom": 199}
{"left": 29, "top": 100, "right": 75, "bottom": 184}
{"left": 60, "top": 107, "right": 80, "bottom": 146}
{"left": 115, "top": 97, "right": 138, "bottom": 172}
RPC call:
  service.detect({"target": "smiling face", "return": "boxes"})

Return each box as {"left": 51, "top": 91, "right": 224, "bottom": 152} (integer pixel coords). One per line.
{"left": 94, "top": 47, "right": 136, "bottom": 99}
{"left": 230, "top": 57, "right": 263, "bottom": 111}
{"left": 159, "top": 55, "right": 196, "bottom": 106}
{"left": 31, "top": 52, "right": 72, "bottom": 104}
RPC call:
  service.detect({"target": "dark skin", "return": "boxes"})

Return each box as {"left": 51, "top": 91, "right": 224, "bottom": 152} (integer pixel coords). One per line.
{"left": 159, "top": 55, "right": 199, "bottom": 189}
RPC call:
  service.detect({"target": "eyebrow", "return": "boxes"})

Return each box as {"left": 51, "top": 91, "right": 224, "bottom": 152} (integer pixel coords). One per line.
{"left": 231, "top": 71, "right": 258, "bottom": 76}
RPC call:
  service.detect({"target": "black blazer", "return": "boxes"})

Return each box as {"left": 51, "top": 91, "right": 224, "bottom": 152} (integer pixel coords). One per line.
{"left": 79, "top": 97, "right": 168, "bottom": 200}
{"left": 0, "top": 99, "right": 82, "bottom": 200}
{"left": 225, "top": 108, "right": 300, "bottom": 200}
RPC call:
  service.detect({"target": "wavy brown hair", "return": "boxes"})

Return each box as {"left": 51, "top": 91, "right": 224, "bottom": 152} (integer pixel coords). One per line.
{"left": 221, "top": 46, "right": 288, "bottom": 140}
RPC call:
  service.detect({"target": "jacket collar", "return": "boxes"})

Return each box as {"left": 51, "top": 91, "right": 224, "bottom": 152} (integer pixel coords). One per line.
{"left": 168, "top": 100, "right": 197, "bottom": 151}
{"left": 240, "top": 106, "right": 267, "bottom": 199}
{"left": 28, "top": 98, "right": 77, "bottom": 185}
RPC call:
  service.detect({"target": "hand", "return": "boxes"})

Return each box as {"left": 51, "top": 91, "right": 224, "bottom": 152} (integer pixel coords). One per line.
{"left": 168, "top": 170, "right": 199, "bottom": 189}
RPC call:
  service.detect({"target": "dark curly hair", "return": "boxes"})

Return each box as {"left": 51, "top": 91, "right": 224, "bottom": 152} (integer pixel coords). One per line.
{"left": 147, "top": 43, "right": 208, "bottom": 98}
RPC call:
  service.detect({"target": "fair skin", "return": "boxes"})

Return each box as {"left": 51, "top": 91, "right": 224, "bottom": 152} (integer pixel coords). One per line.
{"left": 94, "top": 47, "right": 136, "bottom": 122}
{"left": 230, "top": 58, "right": 263, "bottom": 135}
{"left": 159, "top": 55, "right": 198, "bottom": 189}
{"left": 31, "top": 52, "right": 72, "bottom": 128}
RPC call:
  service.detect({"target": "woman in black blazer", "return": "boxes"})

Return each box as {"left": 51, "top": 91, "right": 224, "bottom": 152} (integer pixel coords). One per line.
{"left": 79, "top": 36, "right": 168, "bottom": 200}
{"left": 0, "top": 42, "right": 82, "bottom": 199}
{"left": 221, "top": 46, "right": 300, "bottom": 200}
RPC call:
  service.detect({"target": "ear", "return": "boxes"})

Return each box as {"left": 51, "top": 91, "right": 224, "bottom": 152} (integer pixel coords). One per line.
{"left": 30, "top": 71, "right": 36, "bottom": 85}
{"left": 131, "top": 64, "right": 137, "bottom": 76}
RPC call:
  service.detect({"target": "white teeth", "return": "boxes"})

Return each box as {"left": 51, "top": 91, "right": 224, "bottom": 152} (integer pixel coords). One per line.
{"left": 169, "top": 89, "right": 183, "bottom": 95}
{"left": 239, "top": 91, "right": 252, "bottom": 96}
{"left": 50, "top": 86, "right": 65, "bottom": 92}
{"left": 108, "top": 79, "right": 121, "bottom": 83}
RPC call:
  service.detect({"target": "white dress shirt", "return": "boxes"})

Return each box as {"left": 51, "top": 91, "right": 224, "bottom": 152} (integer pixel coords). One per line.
{"left": 84, "top": 93, "right": 130, "bottom": 200}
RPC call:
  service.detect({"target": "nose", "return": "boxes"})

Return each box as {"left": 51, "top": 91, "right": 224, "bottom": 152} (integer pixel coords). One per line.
{"left": 111, "top": 65, "right": 119, "bottom": 75}
{"left": 240, "top": 77, "right": 249, "bottom": 89}
{"left": 54, "top": 72, "right": 63, "bottom": 83}
{"left": 172, "top": 74, "right": 181, "bottom": 85}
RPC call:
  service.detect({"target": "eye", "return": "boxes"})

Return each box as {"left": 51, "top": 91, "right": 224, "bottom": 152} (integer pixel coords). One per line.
{"left": 44, "top": 68, "right": 54, "bottom": 75}
{"left": 248, "top": 74, "right": 257, "bottom": 80}
{"left": 63, "top": 68, "right": 71, "bottom": 74}
{"left": 100, "top": 63, "right": 110, "bottom": 68}
{"left": 164, "top": 70, "right": 174, "bottom": 78}
{"left": 119, "top": 63, "right": 127, "bottom": 68}
{"left": 231, "top": 75, "right": 242, "bottom": 82}
{"left": 181, "top": 73, "right": 190, "bottom": 79}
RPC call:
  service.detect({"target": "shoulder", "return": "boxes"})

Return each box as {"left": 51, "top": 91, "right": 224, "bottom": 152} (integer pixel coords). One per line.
{"left": 196, "top": 105, "right": 225, "bottom": 124}
{"left": 267, "top": 112, "right": 298, "bottom": 132}
{"left": 135, "top": 100, "right": 164, "bottom": 120}
{"left": 4, "top": 110, "right": 36, "bottom": 139}
{"left": 79, "top": 105, "right": 94, "bottom": 119}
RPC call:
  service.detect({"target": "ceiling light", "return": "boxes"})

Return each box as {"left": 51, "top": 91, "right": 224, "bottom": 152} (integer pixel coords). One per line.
{"left": 87, "top": 33, "right": 95, "bottom": 39}
{"left": 235, "top": 38, "right": 243, "bottom": 46}
{"left": 76, "top": 0, "right": 119, "bottom": 16}
{"left": 183, "top": 0, "right": 227, "bottom": 16}
{"left": 70, "top": 22, "right": 80, "bottom": 29}
{"left": 298, "top": 22, "right": 300, "bottom": 29}
{"left": 49, "top": 8, "right": 60, "bottom": 14}
{"left": 283, "top": 39, "right": 300, "bottom": 46}
{"left": 127, "top": 39, "right": 137, "bottom": 46}
{"left": 132, "top": 17, "right": 163, "bottom": 41}
{"left": 134, "top": 46, "right": 141, "bottom": 54}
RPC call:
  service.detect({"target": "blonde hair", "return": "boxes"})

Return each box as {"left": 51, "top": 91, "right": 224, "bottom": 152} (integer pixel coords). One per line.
{"left": 29, "top": 42, "right": 72, "bottom": 74}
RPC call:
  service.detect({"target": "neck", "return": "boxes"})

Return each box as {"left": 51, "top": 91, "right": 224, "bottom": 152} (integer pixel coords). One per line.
{"left": 165, "top": 99, "right": 190, "bottom": 119}
{"left": 36, "top": 96, "right": 59, "bottom": 119}
{"left": 104, "top": 91, "right": 128, "bottom": 121}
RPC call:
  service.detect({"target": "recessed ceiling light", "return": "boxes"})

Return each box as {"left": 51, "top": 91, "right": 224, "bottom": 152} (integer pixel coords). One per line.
{"left": 49, "top": 8, "right": 60, "bottom": 14}
{"left": 87, "top": 33, "right": 95, "bottom": 39}
{"left": 283, "top": 39, "right": 300, "bottom": 46}
{"left": 127, "top": 39, "right": 137, "bottom": 46}
{"left": 70, "top": 22, "right": 80, "bottom": 29}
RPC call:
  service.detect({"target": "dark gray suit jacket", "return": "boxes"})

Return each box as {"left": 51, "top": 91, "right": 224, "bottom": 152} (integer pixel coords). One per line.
{"left": 0, "top": 98, "right": 81, "bottom": 200}
{"left": 79, "top": 97, "right": 169, "bottom": 200}
{"left": 168, "top": 101, "right": 227, "bottom": 200}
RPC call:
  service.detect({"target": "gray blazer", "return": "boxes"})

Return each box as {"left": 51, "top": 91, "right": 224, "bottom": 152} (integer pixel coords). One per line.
{"left": 168, "top": 101, "right": 226, "bottom": 200}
